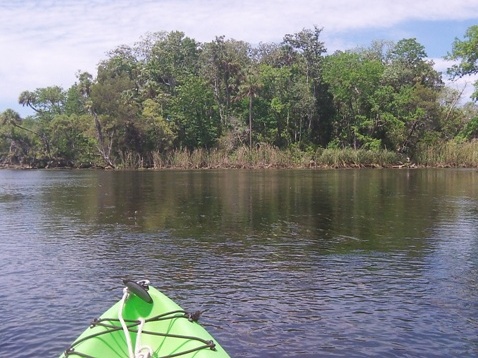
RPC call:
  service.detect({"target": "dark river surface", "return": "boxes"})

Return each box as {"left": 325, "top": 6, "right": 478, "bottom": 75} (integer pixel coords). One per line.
{"left": 0, "top": 168, "right": 477, "bottom": 357}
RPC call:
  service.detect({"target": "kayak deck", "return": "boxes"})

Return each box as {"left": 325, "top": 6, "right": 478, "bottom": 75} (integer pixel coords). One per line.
{"left": 60, "top": 281, "right": 230, "bottom": 357}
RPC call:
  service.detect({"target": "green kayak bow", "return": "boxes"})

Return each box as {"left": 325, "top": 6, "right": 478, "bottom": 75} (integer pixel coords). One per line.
{"left": 60, "top": 279, "right": 230, "bottom": 358}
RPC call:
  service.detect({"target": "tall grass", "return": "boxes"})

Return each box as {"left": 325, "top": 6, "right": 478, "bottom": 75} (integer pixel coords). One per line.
{"left": 150, "top": 145, "right": 403, "bottom": 169}
{"left": 415, "top": 141, "right": 478, "bottom": 167}
{"left": 5, "top": 141, "right": 475, "bottom": 170}
{"left": 314, "top": 148, "right": 400, "bottom": 168}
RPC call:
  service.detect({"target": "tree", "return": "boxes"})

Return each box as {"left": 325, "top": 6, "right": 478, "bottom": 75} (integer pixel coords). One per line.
{"left": 64, "top": 71, "right": 94, "bottom": 116}
{"left": 172, "top": 75, "right": 220, "bottom": 150}
{"left": 237, "top": 66, "right": 263, "bottom": 149}
{"left": 18, "top": 91, "right": 39, "bottom": 113}
{"left": 17, "top": 86, "right": 69, "bottom": 157}
{"left": 283, "top": 26, "right": 326, "bottom": 83}
{"left": 0, "top": 109, "right": 41, "bottom": 161}
{"left": 446, "top": 25, "right": 478, "bottom": 100}
{"left": 199, "top": 36, "right": 252, "bottom": 127}
{"left": 144, "top": 31, "right": 200, "bottom": 96}
{"left": 48, "top": 114, "right": 95, "bottom": 162}
{"left": 456, "top": 102, "right": 478, "bottom": 140}
{"left": 323, "top": 50, "right": 384, "bottom": 149}
{"left": 19, "top": 86, "right": 66, "bottom": 116}
{"left": 437, "top": 86, "right": 469, "bottom": 140}
{"left": 382, "top": 39, "right": 443, "bottom": 152}
{"left": 384, "top": 38, "right": 442, "bottom": 91}
{"left": 256, "top": 64, "right": 293, "bottom": 147}
{"left": 282, "top": 26, "right": 332, "bottom": 145}
{"left": 89, "top": 47, "right": 143, "bottom": 167}
{"left": 1, "top": 109, "right": 22, "bottom": 126}
{"left": 141, "top": 99, "right": 175, "bottom": 155}
{"left": 393, "top": 84, "right": 441, "bottom": 153}
{"left": 1, "top": 108, "right": 53, "bottom": 157}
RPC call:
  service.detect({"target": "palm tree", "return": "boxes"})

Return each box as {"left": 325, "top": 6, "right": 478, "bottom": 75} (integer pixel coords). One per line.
{"left": 0, "top": 109, "right": 51, "bottom": 157}
{"left": 1, "top": 108, "right": 21, "bottom": 125}
{"left": 18, "top": 91, "right": 41, "bottom": 113}
{"left": 237, "top": 66, "right": 263, "bottom": 150}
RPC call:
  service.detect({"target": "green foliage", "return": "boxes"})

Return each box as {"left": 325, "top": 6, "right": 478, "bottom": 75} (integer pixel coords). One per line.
{"left": 459, "top": 116, "right": 478, "bottom": 140}
{"left": 19, "top": 86, "right": 66, "bottom": 117}
{"left": 172, "top": 76, "right": 220, "bottom": 149}
{"left": 141, "top": 99, "right": 175, "bottom": 153}
{"left": 323, "top": 50, "right": 385, "bottom": 148}
{"left": 48, "top": 114, "right": 96, "bottom": 162}
{"left": 415, "top": 140, "right": 478, "bottom": 167}
{"left": 316, "top": 148, "right": 400, "bottom": 167}
{"left": 199, "top": 36, "right": 252, "bottom": 126}
{"left": 3, "top": 26, "right": 478, "bottom": 168}
{"left": 386, "top": 38, "right": 442, "bottom": 91}
{"left": 146, "top": 31, "right": 200, "bottom": 95}
{"left": 446, "top": 25, "right": 478, "bottom": 78}
{"left": 446, "top": 25, "right": 478, "bottom": 101}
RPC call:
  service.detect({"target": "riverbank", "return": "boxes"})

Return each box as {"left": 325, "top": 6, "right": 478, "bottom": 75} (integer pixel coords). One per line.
{"left": 155, "top": 146, "right": 404, "bottom": 169}
{"left": 1, "top": 142, "right": 477, "bottom": 169}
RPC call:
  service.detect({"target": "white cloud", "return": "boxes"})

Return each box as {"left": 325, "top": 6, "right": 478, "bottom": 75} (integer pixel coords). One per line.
{"left": 1, "top": 0, "right": 478, "bottom": 115}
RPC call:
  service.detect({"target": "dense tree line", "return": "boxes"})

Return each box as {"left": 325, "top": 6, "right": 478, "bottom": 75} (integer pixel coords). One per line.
{"left": 1, "top": 26, "right": 478, "bottom": 168}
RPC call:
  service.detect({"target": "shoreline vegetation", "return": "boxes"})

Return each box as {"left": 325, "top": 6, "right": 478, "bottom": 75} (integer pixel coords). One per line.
{"left": 1, "top": 141, "right": 477, "bottom": 170}
{"left": 2, "top": 27, "right": 478, "bottom": 171}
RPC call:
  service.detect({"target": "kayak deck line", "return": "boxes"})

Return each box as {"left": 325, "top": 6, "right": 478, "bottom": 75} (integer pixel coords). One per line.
{"left": 64, "top": 311, "right": 217, "bottom": 356}
{"left": 60, "top": 280, "right": 230, "bottom": 358}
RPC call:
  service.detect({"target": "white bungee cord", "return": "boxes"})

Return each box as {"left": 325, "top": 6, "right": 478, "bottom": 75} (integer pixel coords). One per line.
{"left": 135, "top": 318, "right": 153, "bottom": 358}
{"left": 118, "top": 287, "right": 153, "bottom": 358}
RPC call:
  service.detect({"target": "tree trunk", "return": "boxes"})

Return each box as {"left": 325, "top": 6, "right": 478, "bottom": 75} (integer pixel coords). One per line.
{"left": 92, "top": 111, "right": 115, "bottom": 168}
{"left": 249, "top": 94, "right": 253, "bottom": 150}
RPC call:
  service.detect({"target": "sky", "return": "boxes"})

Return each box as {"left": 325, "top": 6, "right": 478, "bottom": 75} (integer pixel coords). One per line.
{"left": 1, "top": 0, "right": 478, "bottom": 117}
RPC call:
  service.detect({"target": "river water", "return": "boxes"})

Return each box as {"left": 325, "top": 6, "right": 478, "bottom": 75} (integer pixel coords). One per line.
{"left": 0, "top": 169, "right": 477, "bottom": 357}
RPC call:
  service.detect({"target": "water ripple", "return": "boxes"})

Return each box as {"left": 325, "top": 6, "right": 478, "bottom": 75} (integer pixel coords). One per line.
{"left": 1, "top": 170, "right": 478, "bottom": 357}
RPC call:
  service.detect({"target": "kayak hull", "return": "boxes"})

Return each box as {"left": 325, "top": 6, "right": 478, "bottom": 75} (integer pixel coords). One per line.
{"left": 60, "top": 284, "right": 230, "bottom": 357}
